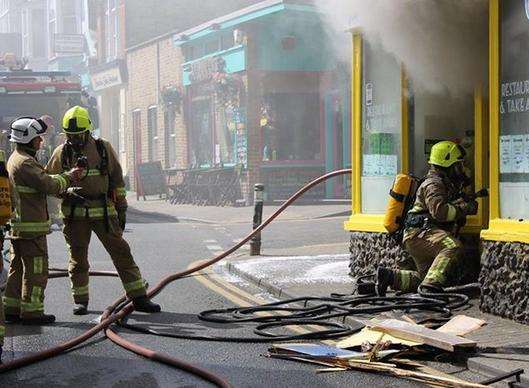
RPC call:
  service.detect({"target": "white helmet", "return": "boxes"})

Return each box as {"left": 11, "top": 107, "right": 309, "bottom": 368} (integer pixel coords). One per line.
{"left": 9, "top": 117, "right": 47, "bottom": 144}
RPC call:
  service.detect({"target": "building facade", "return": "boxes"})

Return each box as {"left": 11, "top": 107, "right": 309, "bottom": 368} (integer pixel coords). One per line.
{"left": 0, "top": 0, "right": 48, "bottom": 70}
{"left": 345, "top": 0, "right": 529, "bottom": 324}
{"left": 175, "top": 0, "right": 349, "bottom": 204}
{"left": 87, "top": 0, "right": 127, "bottom": 168}
{"left": 126, "top": 34, "right": 187, "bottom": 181}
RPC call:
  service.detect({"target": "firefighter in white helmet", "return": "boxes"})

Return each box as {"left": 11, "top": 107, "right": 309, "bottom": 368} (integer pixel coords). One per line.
{"left": 2, "top": 117, "right": 83, "bottom": 325}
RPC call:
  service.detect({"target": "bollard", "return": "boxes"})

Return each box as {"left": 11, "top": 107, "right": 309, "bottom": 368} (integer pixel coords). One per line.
{"left": 250, "top": 183, "right": 264, "bottom": 256}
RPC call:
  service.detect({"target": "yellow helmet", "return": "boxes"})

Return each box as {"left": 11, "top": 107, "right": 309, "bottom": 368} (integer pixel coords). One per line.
{"left": 62, "top": 106, "right": 92, "bottom": 134}
{"left": 428, "top": 140, "right": 466, "bottom": 168}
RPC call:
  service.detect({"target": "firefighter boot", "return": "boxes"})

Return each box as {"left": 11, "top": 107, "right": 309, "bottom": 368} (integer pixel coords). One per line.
{"left": 418, "top": 282, "right": 444, "bottom": 295}
{"left": 132, "top": 296, "right": 161, "bottom": 313}
{"left": 21, "top": 313, "right": 56, "bottom": 325}
{"left": 376, "top": 267, "right": 396, "bottom": 297}
{"left": 73, "top": 303, "right": 88, "bottom": 316}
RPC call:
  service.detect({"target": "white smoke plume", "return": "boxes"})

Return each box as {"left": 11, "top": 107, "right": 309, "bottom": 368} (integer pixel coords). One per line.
{"left": 315, "top": 0, "right": 488, "bottom": 96}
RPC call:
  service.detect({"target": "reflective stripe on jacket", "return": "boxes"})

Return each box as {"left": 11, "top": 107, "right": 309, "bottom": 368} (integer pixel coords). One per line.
{"left": 46, "top": 137, "right": 128, "bottom": 219}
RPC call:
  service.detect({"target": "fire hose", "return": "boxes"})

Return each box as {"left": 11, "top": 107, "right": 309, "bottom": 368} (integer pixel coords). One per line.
{"left": 0, "top": 168, "right": 481, "bottom": 387}
{"left": 0, "top": 169, "right": 354, "bottom": 387}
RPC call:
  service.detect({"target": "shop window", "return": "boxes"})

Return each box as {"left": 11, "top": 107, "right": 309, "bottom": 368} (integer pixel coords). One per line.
{"left": 164, "top": 107, "right": 177, "bottom": 168}
{"left": 205, "top": 39, "right": 220, "bottom": 55}
{"left": 132, "top": 109, "right": 142, "bottom": 163}
{"left": 147, "top": 106, "right": 157, "bottom": 161}
{"left": 361, "top": 40, "right": 401, "bottom": 213}
{"left": 498, "top": 0, "right": 529, "bottom": 220}
{"left": 216, "top": 106, "right": 245, "bottom": 166}
{"left": 183, "top": 46, "right": 195, "bottom": 62}
{"left": 221, "top": 32, "right": 234, "bottom": 51}
{"left": 189, "top": 99, "right": 213, "bottom": 168}
{"left": 32, "top": 10, "right": 47, "bottom": 58}
{"left": 261, "top": 93, "right": 321, "bottom": 162}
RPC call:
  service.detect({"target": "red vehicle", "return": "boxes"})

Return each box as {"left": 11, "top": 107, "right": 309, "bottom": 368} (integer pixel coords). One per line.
{"left": 0, "top": 70, "right": 83, "bottom": 154}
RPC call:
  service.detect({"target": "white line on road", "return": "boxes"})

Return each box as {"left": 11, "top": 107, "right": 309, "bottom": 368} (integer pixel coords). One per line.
{"left": 204, "top": 239, "right": 218, "bottom": 243}
{"left": 206, "top": 245, "right": 223, "bottom": 251}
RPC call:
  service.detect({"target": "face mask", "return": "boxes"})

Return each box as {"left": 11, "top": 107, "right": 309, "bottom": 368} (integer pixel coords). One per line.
{"left": 66, "top": 132, "right": 88, "bottom": 151}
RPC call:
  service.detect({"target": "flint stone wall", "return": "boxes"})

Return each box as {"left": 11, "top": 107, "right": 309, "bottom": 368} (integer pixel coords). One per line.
{"left": 349, "top": 231, "right": 480, "bottom": 286}
{"left": 480, "top": 240, "right": 529, "bottom": 324}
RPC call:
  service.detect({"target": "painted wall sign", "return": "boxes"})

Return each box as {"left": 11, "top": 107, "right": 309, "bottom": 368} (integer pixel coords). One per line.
{"left": 53, "top": 34, "right": 85, "bottom": 54}
{"left": 91, "top": 66, "right": 123, "bottom": 91}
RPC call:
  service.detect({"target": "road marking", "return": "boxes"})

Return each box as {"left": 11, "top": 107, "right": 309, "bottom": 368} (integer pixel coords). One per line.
{"left": 206, "top": 245, "right": 223, "bottom": 251}
{"left": 204, "top": 239, "right": 217, "bottom": 243}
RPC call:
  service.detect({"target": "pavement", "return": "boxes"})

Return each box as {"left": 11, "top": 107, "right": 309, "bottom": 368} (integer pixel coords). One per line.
{"left": 127, "top": 195, "right": 529, "bottom": 386}
{"left": 0, "top": 195, "right": 520, "bottom": 387}
{"left": 220, "top": 252, "right": 529, "bottom": 386}
{"left": 126, "top": 193, "right": 351, "bottom": 224}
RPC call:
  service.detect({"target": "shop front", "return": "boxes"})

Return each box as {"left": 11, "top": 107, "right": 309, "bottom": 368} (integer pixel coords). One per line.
{"left": 174, "top": 0, "right": 348, "bottom": 205}
{"left": 345, "top": 0, "right": 529, "bottom": 324}
{"left": 344, "top": 12, "right": 488, "bottom": 300}
{"left": 89, "top": 60, "right": 128, "bottom": 170}
{"left": 480, "top": 0, "right": 529, "bottom": 323}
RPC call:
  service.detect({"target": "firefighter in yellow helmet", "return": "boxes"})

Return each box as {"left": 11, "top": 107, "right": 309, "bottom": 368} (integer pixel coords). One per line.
{"left": 376, "top": 140, "right": 478, "bottom": 295}
{"left": 47, "top": 106, "right": 161, "bottom": 315}
{"left": 3, "top": 117, "right": 84, "bottom": 325}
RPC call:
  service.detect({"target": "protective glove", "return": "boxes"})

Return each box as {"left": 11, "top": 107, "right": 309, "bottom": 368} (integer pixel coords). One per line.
{"left": 459, "top": 200, "right": 478, "bottom": 216}
{"left": 118, "top": 209, "right": 126, "bottom": 231}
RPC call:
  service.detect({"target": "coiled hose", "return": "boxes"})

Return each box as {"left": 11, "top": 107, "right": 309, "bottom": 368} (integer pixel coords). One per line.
{"left": 0, "top": 169, "right": 353, "bottom": 387}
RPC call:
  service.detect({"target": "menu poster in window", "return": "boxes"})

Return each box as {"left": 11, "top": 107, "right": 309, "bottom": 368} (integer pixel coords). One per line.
{"left": 500, "top": 136, "right": 513, "bottom": 173}
{"left": 512, "top": 135, "right": 525, "bottom": 173}
{"left": 136, "top": 161, "right": 167, "bottom": 198}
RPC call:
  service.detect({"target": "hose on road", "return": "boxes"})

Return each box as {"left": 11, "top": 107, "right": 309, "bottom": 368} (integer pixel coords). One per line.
{"left": 0, "top": 168, "right": 477, "bottom": 386}
{"left": 0, "top": 169, "right": 354, "bottom": 387}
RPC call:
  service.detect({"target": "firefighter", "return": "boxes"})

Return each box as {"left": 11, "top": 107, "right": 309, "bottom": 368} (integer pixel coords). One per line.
{"left": 376, "top": 140, "right": 478, "bottom": 295}
{"left": 3, "top": 117, "right": 83, "bottom": 324}
{"left": 47, "top": 106, "right": 161, "bottom": 315}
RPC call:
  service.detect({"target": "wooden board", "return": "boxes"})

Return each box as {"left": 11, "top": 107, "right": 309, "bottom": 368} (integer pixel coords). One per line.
{"left": 369, "top": 319, "right": 476, "bottom": 352}
{"left": 437, "top": 315, "right": 486, "bottom": 337}
{"left": 336, "top": 327, "right": 422, "bottom": 349}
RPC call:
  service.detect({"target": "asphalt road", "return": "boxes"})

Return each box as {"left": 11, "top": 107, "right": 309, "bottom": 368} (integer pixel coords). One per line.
{"left": 0, "top": 211, "right": 422, "bottom": 388}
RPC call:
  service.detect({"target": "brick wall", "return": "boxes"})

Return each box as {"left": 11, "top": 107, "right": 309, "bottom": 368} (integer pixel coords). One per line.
{"left": 125, "top": 36, "right": 186, "bottom": 189}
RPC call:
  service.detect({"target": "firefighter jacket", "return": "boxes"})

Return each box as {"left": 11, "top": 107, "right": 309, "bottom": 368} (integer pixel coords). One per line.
{"left": 404, "top": 167, "right": 466, "bottom": 235}
{"left": 46, "top": 136, "right": 127, "bottom": 220}
{"left": 7, "top": 146, "right": 70, "bottom": 239}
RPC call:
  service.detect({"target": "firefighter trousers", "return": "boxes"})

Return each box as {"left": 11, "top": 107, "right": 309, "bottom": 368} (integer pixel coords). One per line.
{"left": 3, "top": 236, "right": 49, "bottom": 318}
{"left": 394, "top": 228, "right": 463, "bottom": 293}
{"left": 63, "top": 217, "right": 147, "bottom": 304}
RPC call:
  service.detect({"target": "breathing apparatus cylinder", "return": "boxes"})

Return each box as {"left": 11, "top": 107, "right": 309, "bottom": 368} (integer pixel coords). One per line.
{"left": 0, "top": 150, "right": 11, "bottom": 226}
{"left": 383, "top": 173, "right": 418, "bottom": 234}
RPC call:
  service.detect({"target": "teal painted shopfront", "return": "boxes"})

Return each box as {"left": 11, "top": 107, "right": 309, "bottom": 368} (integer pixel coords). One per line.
{"left": 174, "top": 0, "right": 350, "bottom": 204}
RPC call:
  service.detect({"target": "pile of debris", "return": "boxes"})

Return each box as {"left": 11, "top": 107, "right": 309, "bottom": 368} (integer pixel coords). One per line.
{"left": 265, "top": 315, "right": 522, "bottom": 387}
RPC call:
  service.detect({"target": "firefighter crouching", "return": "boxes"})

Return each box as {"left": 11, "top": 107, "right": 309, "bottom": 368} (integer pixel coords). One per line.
{"left": 3, "top": 117, "right": 84, "bottom": 325}
{"left": 47, "top": 106, "right": 161, "bottom": 315}
{"left": 376, "top": 141, "right": 479, "bottom": 295}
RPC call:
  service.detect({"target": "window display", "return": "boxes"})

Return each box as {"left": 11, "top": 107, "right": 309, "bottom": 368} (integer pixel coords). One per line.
{"left": 261, "top": 93, "right": 321, "bottom": 162}
{"left": 361, "top": 39, "right": 401, "bottom": 213}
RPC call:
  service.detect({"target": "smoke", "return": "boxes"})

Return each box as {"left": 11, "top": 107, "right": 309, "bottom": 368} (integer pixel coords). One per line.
{"left": 315, "top": 0, "right": 488, "bottom": 96}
